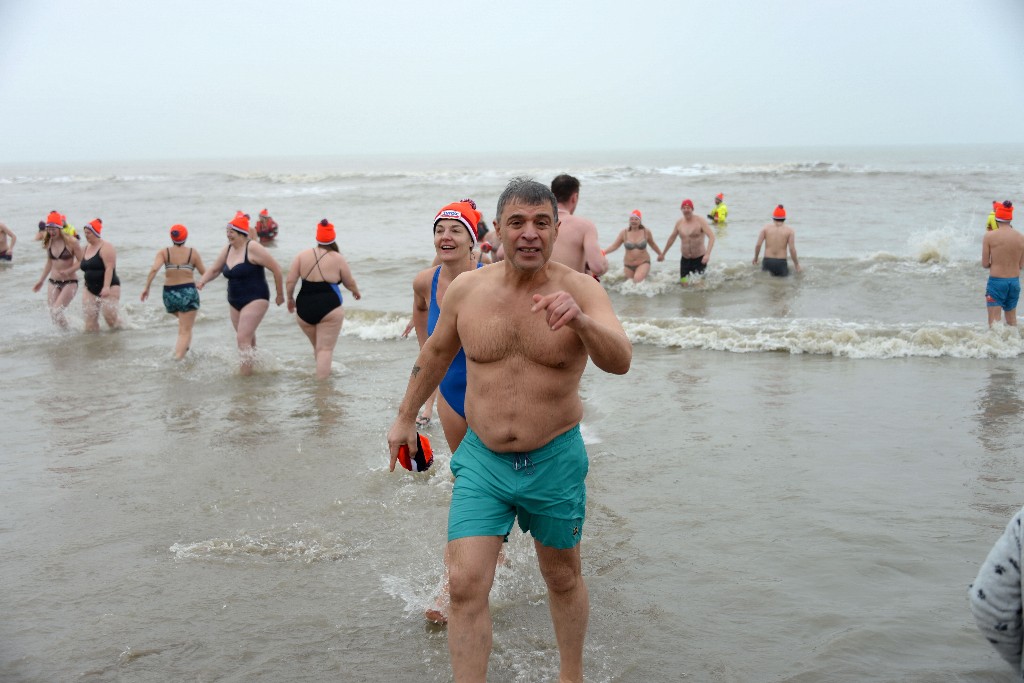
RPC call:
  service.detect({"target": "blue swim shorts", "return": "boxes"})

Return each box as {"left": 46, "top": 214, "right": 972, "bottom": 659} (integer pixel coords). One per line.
{"left": 986, "top": 277, "right": 1021, "bottom": 311}
{"left": 448, "top": 425, "right": 588, "bottom": 549}
{"left": 163, "top": 282, "right": 200, "bottom": 314}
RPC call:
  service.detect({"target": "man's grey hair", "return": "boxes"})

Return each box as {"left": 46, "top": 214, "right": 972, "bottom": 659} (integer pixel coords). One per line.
{"left": 495, "top": 177, "right": 559, "bottom": 224}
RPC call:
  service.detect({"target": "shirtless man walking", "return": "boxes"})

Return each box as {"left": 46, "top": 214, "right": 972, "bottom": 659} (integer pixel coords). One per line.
{"left": 550, "top": 174, "right": 607, "bottom": 277}
{"left": 982, "top": 200, "right": 1024, "bottom": 327}
{"left": 388, "top": 178, "right": 632, "bottom": 683}
{"left": 0, "top": 220, "right": 16, "bottom": 261}
{"left": 753, "top": 205, "right": 802, "bottom": 276}
{"left": 660, "top": 198, "right": 716, "bottom": 283}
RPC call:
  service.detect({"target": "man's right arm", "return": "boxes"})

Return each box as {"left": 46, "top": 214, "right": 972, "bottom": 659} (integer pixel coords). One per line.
{"left": 581, "top": 221, "right": 607, "bottom": 277}
{"left": 982, "top": 235, "right": 992, "bottom": 269}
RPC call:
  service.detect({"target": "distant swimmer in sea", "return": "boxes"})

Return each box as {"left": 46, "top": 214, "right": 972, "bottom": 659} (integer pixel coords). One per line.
{"left": 604, "top": 209, "right": 664, "bottom": 283}
{"left": 254, "top": 209, "right": 279, "bottom": 245}
{"left": 987, "top": 201, "right": 1000, "bottom": 232}
{"left": 550, "top": 174, "right": 608, "bottom": 278}
{"left": 388, "top": 178, "right": 632, "bottom": 681}
{"left": 285, "top": 219, "right": 361, "bottom": 379}
{"left": 405, "top": 200, "right": 487, "bottom": 624}
{"left": 0, "top": 220, "right": 17, "bottom": 262}
{"left": 661, "top": 199, "right": 715, "bottom": 284}
{"left": 140, "top": 224, "right": 207, "bottom": 360}
{"left": 33, "top": 211, "right": 83, "bottom": 329}
{"left": 982, "top": 201, "right": 1024, "bottom": 327}
{"left": 198, "top": 211, "right": 285, "bottom": 376}
{"left": 80, "top": 219, "right": 124, "bottom": 331}
{"left": 708, "top": 192, "right": 728, "bottom": 224}
{"left": 753, "top": 205, "right": 802, "bottom": 276}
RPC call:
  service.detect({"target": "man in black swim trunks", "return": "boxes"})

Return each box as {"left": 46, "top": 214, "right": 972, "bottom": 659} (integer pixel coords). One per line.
{"left": 753, "top": 205, "right": 801, "bottom": 276}
{"left": 0, "top": 220, "right": 16, "bottom": 261}
{"left": 660, "top": 198, "right": 716, "bottom": 283}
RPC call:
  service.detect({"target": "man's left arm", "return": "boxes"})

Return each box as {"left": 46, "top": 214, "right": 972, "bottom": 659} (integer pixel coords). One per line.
{"left": 532, "top": 278, "right": 631, "bottom": 375}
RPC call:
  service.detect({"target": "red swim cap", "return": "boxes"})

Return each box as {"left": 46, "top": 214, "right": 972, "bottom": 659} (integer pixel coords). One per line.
{"left": 316, "top": 218, "right": 336, "bottom": 245}
{"left": 228, "top": 211, "right": 250, "bottom": 234}
{"left": 630, "top": 209, "right": 642, "bottom": 220}
{"left": 397, "top": 433, "right": 434, "bottom": 472}
{"left": 716, "top": 193, "right": 724, "bottom": 201}
{"left": 170, "top": 224, "right": 188, "bottom": 243}
{"left": 995, "top": 201, "right": 1014, "bottom": 223}
{"left": 681, "top": 199, "right": 694, "bottom": 210}
{"left": 434, "top": 201, "right": 480, "bottom": 245}
{"left": 773, "top": 205, "right": 786, "bottom": 220}
{"left": 260, "top": 208, "right": 269, "bottom": 217}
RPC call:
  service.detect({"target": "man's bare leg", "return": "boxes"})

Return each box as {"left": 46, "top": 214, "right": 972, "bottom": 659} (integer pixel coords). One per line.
{"left": 535, "top": 541, "right": 588, "bottom": 683}
{"left": 448, "top": 535, "right": 503, "bottom": 682}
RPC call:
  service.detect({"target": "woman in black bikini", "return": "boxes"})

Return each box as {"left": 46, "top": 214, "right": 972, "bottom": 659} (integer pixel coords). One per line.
{"left": 198, "top": 212, "right": 284, "bottom": 376}
{"left": 140, "top": 224, "right": 207, "bottom": 360}
{"left": 604, "top": 209, "right": 664, "bottom": 283}
{"left": 32, "top": 211, "right": 83, "bottom": 329}
{"left": 285, "top": 219, "right": 361, "bottom": 379}
{"left": 80, "top": 218, "right": 124, "bottom": 331}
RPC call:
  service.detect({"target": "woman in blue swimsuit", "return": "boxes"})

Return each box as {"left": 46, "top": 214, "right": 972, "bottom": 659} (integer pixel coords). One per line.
{"left": 198, "top": 212, "right": 284, "bottom": 375}
{"left": 408, "top": 199, "right": 491, "bottom": 624}
{"left": 285, "top": 219, "right": 361, "bottom": 379}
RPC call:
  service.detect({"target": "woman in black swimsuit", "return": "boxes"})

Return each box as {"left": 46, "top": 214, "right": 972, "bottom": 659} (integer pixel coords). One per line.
{"left": 285, "top": 219, "right": 361, "bottom": 379}
{"left": 80, "top": 218, "right": 124, "bottom": 330}
{"left": 32, "top": 211, "right": 83, "bottom": 329}
{"left": 198, "top": 212, "right": 284, "bottom": 376}
{"left": 604, "top": 209, "right": 664, "bottom": 283}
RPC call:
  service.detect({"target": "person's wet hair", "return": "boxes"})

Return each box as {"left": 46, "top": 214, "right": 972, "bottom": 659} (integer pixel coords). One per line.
{"left": 495, "top": 177, "right": 558, "bottom": 224}
{"left": 550, "top": 174, "right": 580, "bottom": 204}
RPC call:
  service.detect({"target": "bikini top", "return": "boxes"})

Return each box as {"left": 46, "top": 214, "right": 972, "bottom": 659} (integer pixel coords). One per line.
{"left": 623, "top": 229, "right": 648, "bottom": 250}
{"left": 49, "top": 243, "right": 73, "bottom": 260}
{"left": 164, "top": 247, "right": 195, "bottom": 271}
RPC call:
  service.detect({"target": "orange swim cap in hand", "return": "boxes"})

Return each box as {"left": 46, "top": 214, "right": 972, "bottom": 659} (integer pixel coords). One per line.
{"left": 398, "top": 433, "right": 434, "bottom": 472}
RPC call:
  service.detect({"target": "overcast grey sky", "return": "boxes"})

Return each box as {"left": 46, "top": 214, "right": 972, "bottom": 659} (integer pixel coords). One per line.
{"left": 1, "top": 0, "right": 1022, "bottom": 162}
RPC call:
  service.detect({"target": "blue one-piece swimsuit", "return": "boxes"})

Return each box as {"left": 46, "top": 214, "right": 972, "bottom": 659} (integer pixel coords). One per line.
{"left": 427, "top": 264, "right": 480, "bottom": 418}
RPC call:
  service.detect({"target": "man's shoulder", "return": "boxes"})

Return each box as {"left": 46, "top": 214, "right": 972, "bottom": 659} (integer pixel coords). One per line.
{"left": 560, "top": 213, "right": 596, "bottom": 232}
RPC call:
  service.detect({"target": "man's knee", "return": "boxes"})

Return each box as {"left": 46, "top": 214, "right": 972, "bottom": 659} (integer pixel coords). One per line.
{"left": 538, "top": 550, "right": 583, "bottom": 594}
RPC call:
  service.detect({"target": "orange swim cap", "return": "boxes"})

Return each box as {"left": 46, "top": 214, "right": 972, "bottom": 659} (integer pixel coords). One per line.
{"left": 316, "top": 218, "right": 336, "bottom": 245}
{"left": 716, "top": 193, "right": 724, "bottom": 201}
{"left": 45, "top": 211, "right": 63, "bottom": 228}
{"left": 398, "top": 433, "right": 434, "bottom": 472}
{"left": 170, "top": 224, "right": 188, "bottom": 243}
{"left": 85, "top": 218, "right": 103, "bottom": 236}
{"left": 773, "top": 205, "right": 786, "bottom": 220}
{"left": 260, "top": 208, "right": 269, "bottom": 217}
{"left": 995, "top": 201, "right": 1014, "bottom": 223}
{"left": 434, "top": 201, "right": 480, "bottom": 245}
{"left": 228, "top": 211, "right": 250, "bottom": 234}
{"left": 630, "top": 209, "right": 642, "bottom": 220}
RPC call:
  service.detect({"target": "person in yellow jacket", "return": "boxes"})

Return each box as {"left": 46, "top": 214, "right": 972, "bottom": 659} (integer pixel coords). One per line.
{"left": 708, "top": 193, "right": 728, "bottom": 224}
{"left": 987, "top": 201, "right": 999, "bottom": 231}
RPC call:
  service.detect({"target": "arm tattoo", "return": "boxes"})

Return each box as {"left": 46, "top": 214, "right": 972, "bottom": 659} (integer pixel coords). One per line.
{"left": 411, "top": 365, "right": 421, "bottom": 378}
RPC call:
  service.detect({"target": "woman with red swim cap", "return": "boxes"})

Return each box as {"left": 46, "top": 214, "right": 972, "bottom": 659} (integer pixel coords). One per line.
{"left": 603, "top": 209, "right": 664, "bottom": 283}
{"left": 140, "top": 224, "right": 207, "bottom": 360}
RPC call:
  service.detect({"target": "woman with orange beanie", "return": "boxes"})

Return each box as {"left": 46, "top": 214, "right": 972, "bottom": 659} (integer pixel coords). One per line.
{"left": 140, "top": 224, "right": 207, "bottom": 359}
{"left": 32, "top": 211, "right": 83, "bottom": 329}
{"left": 198, "top": 211, "right": 285, "bottom": 375}
{"left": 604, "top": 209, "right": 664, "bottom": 283}
{"left": 80, "top": 218, "right": 124, "bottom": 331}
{"left": 285, "top": 219, "right": 361, "bottom": 379}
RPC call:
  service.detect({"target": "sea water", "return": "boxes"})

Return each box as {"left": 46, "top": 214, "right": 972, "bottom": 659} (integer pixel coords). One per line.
{"left": 1, "top": 145, "right": 1023, "bottom": 681}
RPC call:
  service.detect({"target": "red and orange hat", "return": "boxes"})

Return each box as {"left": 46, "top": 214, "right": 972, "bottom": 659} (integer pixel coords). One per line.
{"left": 260, "top": 208, "right": 269, "bottom": 217}
{"left": 228, "top": 211, "right": 250, "bottom": 234}
{"left": 85, "top": 218, "right": 103, "bottom": 236}
{"left": 45, "top": 211, "right": 63, "bottom": 228}
{"left": 681, "top": 199, "right": 694, "bottom": 210}
{"left": 397, "top": 433, "right": 434, "bottom": 472}
{"left": 434, "top": 201, "right": 480, "bottom": 245}
{"left": 773, "top": 205, "right": 786, "bottom": 220}
{"left": 170, "top": 224, "right": 188, "bottom": 243}
{"left": 995, "top": 200, "right": 1014, "bottom": 223}
{"left": 316, "top": 218, "right": 336, "bottom": 245}
{"left": 715, "top": 193, "right": 724, "bottom": 201}
{"left": 630, "top": 209, "right": 642, "bottom": 221}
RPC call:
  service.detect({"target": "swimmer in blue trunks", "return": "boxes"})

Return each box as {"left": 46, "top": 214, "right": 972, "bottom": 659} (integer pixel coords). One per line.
{"left": 198, "top": 212, "right": 284, "bottom": 375}
{"left": 141, "top": 224, "right": 207, "bottom": 360}
{"left": 982, "top": 201, "right": 1024, "bottom": 327}
{"left": 285, "top": 219, "right": 361, "bottom": 379}
{"left": 388, "top": 178, "right": 632, "bottom": 681}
